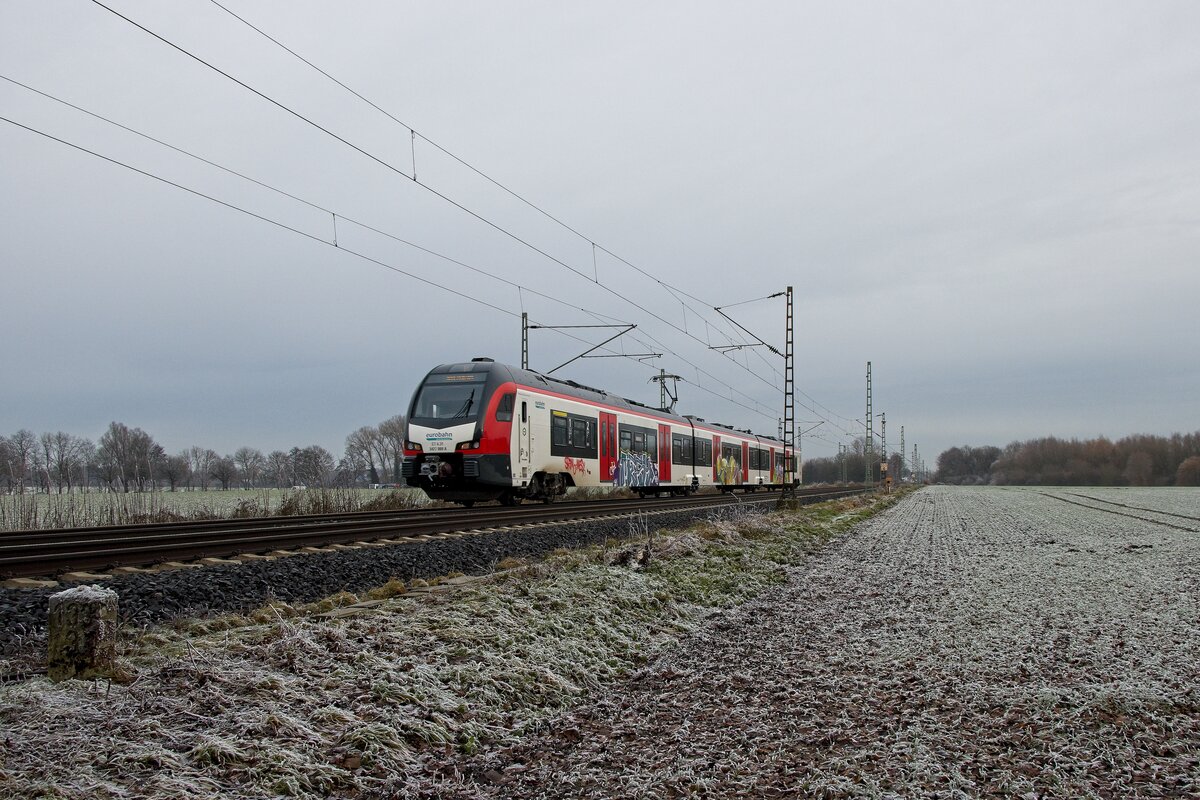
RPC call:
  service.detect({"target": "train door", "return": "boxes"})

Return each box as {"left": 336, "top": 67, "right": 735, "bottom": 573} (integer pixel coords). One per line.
{"left": 769, "top": 446, "right": 776, "bottom": 484}
{"left": 657, "top": 423, "right": 671, "bottom": 484}
{"left": 741, "top": 442, "right": 750, "bottom": 483}
{"left": 599, "top": 411, "right": 617, "bottom": 483}
{"left": 517, "top": 399, "right": 531, "bottom": 481}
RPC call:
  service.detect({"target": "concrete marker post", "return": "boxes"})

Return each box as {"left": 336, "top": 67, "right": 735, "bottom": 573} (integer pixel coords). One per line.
{"left": 47, "top": 584, "right": 119, "bottom": 682}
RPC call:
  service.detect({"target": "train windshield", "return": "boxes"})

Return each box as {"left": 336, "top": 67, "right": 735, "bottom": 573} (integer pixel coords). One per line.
{"left": 412, "top": 382, "right": 482, "bottom": 421}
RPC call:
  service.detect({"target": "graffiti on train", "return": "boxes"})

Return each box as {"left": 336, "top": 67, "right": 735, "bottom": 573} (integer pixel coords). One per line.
{"left": 716, "top": 455, "right": 741, "bottom": 485}
{"left": 611, "top": 450, "right": 659, "bottom": 487}
{"left": 563, "top": 456, "right": 588, "bottom": 476}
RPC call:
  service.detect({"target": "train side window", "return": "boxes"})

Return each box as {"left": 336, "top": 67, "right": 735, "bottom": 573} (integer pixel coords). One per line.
{"left": 552, "top": 414, "right": 568, "bottom": 447}
{"left": 620, "top": 430, "right": 632, "bottom": 452}
{"left": 495, "top": 392, "right": 515, "bottom": 422}
{"left": 571, "top": 418, "right": 588, "bottom": 447}
{"left": 647, "top": 432, "right": 657, "bottom": 462}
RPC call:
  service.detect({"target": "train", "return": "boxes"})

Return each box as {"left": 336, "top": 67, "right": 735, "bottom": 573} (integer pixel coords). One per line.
{"left": 401, "top": 358, "right": 794, "bottom": 506}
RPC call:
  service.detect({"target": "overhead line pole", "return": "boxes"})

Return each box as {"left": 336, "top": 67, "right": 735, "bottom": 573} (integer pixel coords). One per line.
{"left": 880, "top": 412, "right": 887, "bottom": 467}
{"left": 865, "top": 361, "right": 874, "bottom": 489}
{"left": 782, "top": 286, "right": 796, "bottom": 505}
{"left": 879, "top": 411, "right": 888, "bottom": 492}
{"left": 704, "top": 288, "right": 797, "bottom": 505}
{"left": 521, "top": 312, "right": 529, "bottom": 370}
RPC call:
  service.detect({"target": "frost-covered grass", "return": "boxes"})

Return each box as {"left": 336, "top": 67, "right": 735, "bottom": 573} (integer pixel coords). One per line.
{"left": 465, "top": 485, "right": 1200, "bottom": 799}
{"left": 0, "top": 492, "right": 900, "bottom": 799}
{"left": 0, "top": 487, "right": 436, "bottom": 531}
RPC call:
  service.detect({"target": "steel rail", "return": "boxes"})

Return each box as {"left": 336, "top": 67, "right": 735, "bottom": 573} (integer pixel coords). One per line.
{"left": 1, "top": 488, "right": 865, "bottom": 579}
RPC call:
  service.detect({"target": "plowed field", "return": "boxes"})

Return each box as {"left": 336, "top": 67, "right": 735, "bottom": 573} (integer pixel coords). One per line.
{"left": 461, "top": 486, "right": 1200, "bottom": 798}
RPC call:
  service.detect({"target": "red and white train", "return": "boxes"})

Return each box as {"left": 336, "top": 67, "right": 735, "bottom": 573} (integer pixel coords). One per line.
{"left": 401, "top": 358, "right": 793, "bottom": 505}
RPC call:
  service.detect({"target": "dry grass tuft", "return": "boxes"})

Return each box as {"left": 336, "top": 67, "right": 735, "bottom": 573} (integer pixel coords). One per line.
{"left": 364, "top": 578, "right": 407, "bottom": 600}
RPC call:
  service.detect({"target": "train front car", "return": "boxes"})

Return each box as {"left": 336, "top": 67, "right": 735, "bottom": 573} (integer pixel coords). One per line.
{"left": 401, "top": 359, "right": 515, "bottom": 506}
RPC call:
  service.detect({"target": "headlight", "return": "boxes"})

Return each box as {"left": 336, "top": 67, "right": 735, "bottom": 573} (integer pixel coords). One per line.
{"left": 405, "top": 441, "right": 423, "bottom": 452}
{"left": 456, "top": 440, "right": 481, "bottom": 451}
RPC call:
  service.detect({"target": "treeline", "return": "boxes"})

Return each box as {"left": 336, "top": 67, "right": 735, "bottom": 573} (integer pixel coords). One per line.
{"left": 935, "top": 433, "right": 1200, "bottom": 486}
{"left": 1, "top": 415, "right": 406, "bottom": 493}
{"left": 801, "top": 439, "right": 910, "bottom": 485}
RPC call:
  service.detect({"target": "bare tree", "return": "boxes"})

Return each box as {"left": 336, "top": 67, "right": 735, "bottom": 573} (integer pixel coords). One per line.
{"left": 291, "top": 445, "right": 335, "bottom": 488}
{"left": 96, "top": 422, "right": 162, "bottom": 492}
{"left": 378, "top": 414, "right": 407, "bottom": 483}
{"left": 336, "top": 450, "right": 370, "bottom": 487}
{"left": 0, "top": 437, "right": 14, "bottom": 492}
{"left": 265, "top": 450, "right": 293, "bottom": 488}
{"left": 39, "top": 431, "right": 91, "bottom": 493}
{"left": 344, "top": 426, "right": 382, "bottom": 485}
{"left": 159, "top": 452, "right": 192, "bottom": 492}
{"left": 209, "top": 455, "right": 238, "bottom": 491}
{"left": 1177, "top": 456, "right": 1200, "bottom": 486}
{"left": 5, "top": 430, "right": 37, "bottom": 493}
{"left": 1123, "top": 452, "right": 1154, "bottom": 486}
{"left": 188, "top": 446, "right": 216, "bottom": 491}
{"left": 233, "top": 447, "right": 265, "bottom": 488}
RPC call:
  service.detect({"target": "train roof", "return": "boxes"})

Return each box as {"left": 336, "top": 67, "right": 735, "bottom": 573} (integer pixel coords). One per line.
{"left": 425, "top": 358, "right": 782, "bottom": 444}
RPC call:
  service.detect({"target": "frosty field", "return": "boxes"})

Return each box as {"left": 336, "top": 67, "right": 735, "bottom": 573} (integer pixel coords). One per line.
{"left": 460, "top": 486, "right": 1200, "bottom": 798}
{"left": 0, "top": 486, "right": 1196, "bottom": 799}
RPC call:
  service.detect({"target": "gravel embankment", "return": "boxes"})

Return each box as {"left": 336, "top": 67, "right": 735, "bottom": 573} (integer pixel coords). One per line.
{"left": 0, "top": 502, "right": 767, "bottom": 660}
{"left": 431, "top": 486, "right": 1200, "bottom": 799}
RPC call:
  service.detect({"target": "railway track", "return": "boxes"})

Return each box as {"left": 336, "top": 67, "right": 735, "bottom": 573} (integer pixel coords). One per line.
{"left": 1, "top": 487, "right": 865, "bottom": 581}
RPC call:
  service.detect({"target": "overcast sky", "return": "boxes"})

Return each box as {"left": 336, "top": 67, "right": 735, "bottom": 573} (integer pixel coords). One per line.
{"left": 2, "top": 0, "right": 1198, "bottom": 466}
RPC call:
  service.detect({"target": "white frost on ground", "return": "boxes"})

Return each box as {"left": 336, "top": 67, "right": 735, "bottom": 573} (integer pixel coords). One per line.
{"left": 2, "top": 487, "right": 1197, "bottom": 799}
{"left": 0, "top": 499, "right": 872, "bottom": 799}
{"left": 457, "top": 486, "right": 1200, "bottom": 799}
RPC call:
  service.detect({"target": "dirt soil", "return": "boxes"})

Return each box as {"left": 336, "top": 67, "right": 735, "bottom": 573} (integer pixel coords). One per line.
{"left": 420, "top": 487, "right": 1200, "bottom": 799}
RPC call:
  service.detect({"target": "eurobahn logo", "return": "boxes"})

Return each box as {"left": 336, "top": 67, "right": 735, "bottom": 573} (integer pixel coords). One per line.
{"left": 426, "top": 432, "right": 454, "bottom": 440}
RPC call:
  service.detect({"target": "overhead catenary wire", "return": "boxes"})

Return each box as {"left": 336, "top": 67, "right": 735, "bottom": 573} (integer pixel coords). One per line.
{"left": 29, "top": 2, "right": 854, "bottom": 439}
{"left": 0, "top": 114, "right": 695, "bottom": 400}
{"left": 0, "top": 73, "right": 634, "bottom": 330}
{"left": 0, "top": 79, "right": 781, "bottom": 428}
{"left": 0, "top": 111, "right": 792, "bottom": 432}
{"left": 88, "top": 0, "right": 793, "bottom": 426}
{"left": 0, "top": 114, "right": 517, "bottom": 317}
{"left": 188, "top": 0, "right": 858, "bottom": 427}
